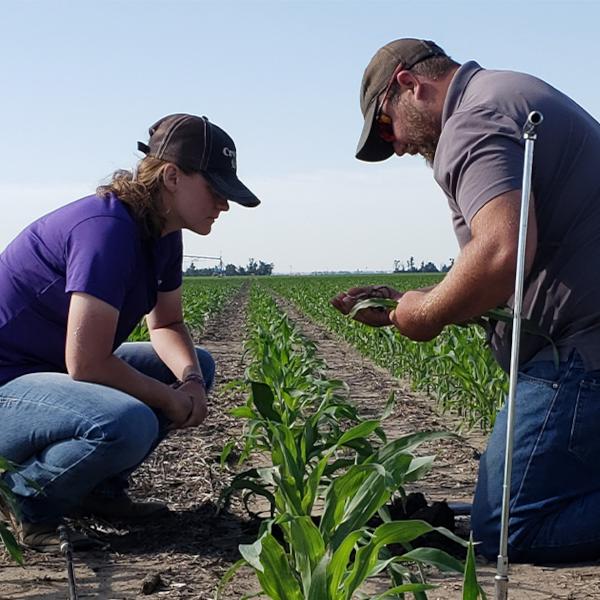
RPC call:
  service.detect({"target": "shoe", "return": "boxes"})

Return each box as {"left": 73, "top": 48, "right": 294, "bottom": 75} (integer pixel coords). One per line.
{"left": 79, "top": 492, "right": 169, "bottom": 521}
{"left": 21, "top": 521, "right": 105, "bottom": 553}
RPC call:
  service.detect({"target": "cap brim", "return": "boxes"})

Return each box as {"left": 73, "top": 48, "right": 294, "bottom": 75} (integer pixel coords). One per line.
{"left": 355, "top": 98, "right": 395, "bottom": 162}
{"left": 204, "top": 171, "right": 261, "bottom": 207}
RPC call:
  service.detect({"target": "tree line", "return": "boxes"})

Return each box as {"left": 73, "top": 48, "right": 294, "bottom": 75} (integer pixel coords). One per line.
{"left": 184, "top": 258, "right": 274, "bottom": 277}
{"left": 394, "top": 256, "right": 455, "bottom": 273}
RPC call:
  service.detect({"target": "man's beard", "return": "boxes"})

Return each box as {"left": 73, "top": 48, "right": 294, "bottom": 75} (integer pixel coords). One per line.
{"left": 399, "top": 96, "right": 441, "bottom": 168}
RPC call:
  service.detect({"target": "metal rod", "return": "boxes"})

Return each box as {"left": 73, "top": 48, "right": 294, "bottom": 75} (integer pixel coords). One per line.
{"left": 58, "top": 525, "right": 79, "bottom": 600}
{"left": 494, "top": 110, "right": 543, "bottom": 600}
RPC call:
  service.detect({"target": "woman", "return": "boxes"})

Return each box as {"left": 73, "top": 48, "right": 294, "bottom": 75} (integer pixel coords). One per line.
{"left": 0, "top": 113, "right": 260, "bottom": 551}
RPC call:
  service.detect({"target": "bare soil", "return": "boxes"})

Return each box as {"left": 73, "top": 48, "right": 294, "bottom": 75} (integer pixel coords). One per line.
{"left": 1, "top": 284, "right": 599, "bottom": 600}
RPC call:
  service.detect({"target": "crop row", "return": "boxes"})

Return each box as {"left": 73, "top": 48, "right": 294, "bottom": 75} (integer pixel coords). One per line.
{"left": 219, "top": 282, "right": 484, "bottom": 599}
{"left": 128, "top": 276, "right": 244, "bottom": 341}
{"left": 258, "top": 275, "right": 507, "bottom": 431}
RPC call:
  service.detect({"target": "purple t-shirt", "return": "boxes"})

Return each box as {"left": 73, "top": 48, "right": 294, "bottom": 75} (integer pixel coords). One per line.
{"left": 0, "top": 194, "right": 182, "bottom": 384}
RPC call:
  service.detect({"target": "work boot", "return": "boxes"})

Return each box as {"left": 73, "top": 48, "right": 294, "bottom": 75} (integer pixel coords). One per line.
{"left": 21, "top": 521, "right": 105, "bottom": 553}
{"left": 79, "top": 492, "right": 169, "bottom": 521}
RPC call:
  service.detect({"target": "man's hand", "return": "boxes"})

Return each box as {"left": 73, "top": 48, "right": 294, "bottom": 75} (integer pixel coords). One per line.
{"left": 389, "top": 290, "right": 444, "bottom": 341}
{"left": 331, "top": 285, "right": 403, "bottom": 327}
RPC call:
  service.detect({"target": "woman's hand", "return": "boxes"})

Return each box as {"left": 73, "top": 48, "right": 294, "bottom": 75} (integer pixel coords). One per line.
{"left": 163, "top": 382, "right": 208, "bottom": 430}
{"left": 177, "top": 379, "right": 208, "bottom": 428}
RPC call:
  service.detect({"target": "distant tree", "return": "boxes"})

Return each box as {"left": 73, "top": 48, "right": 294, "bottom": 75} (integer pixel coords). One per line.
{"left": 185, "top": 262, "right": 199, "bottom": 276}
{"left": 421, "top": 261, "right": 439, "bottom": 273}
{"left": 245, "top": 258, "right": 260, "bottom": 275}
{"left": 440, "top": 257, "right": 455, "bottom": 273}
{"left": 186, "top": 259, "right": 274, "bottom": 277}
{"left": 257, "top": 260, "right": 274, "bottom": 276}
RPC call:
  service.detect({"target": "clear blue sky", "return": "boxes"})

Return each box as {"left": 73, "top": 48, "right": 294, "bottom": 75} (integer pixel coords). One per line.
{"left": 2, "top": 0, "right": 599, "bottom": 272}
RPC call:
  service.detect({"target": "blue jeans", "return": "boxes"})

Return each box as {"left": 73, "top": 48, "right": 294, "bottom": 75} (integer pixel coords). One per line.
{"left": 0, "top": 342, "right": 215, "bottom": 524}
{"left": 472, "top": 352, "right": 600, "bottom": 562}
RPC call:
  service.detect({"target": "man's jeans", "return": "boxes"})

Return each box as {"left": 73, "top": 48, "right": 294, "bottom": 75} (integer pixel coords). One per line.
{"left": 472, "top": 352, "right": 600, "bottom": 562}
{"left": 0, "top": 342, "right": 215, "bottom": 524}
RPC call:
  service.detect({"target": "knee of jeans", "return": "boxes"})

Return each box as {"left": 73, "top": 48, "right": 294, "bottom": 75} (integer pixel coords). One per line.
{"left": 196, "top": 348, "right": 216, "bottom": 390}
{"left": 100, "top": 403, "right": 159, "bottom": 465}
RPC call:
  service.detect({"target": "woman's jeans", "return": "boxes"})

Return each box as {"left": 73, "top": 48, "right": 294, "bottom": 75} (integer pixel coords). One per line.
{"left": 0, "top": 342, "right": 215, "bottom": 524}
{"left": 472, "top": 351, "right": 600, "bottom": 563}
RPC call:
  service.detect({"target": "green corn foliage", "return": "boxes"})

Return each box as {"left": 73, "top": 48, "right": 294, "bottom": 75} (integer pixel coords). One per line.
{"left": 259, "top": 275, "right": 507, "bottom": 431}
{"left": 128, "top": 276, "right": 243, "bottom": 342}
{"left": 0, "top": 456, "right": 24, "bottom": 565}
{"left": 219, "top": 281, "right": 484, "bottom": 599}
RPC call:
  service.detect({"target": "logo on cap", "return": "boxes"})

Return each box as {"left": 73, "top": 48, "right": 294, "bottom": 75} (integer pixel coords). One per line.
{"left": 223, "top": 147, "right": 237, "bottom": 170}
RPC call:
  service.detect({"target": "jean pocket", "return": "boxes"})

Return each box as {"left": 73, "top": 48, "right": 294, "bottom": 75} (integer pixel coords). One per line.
{"left": 519, "top": 361, "right": 561, "bottom": 389}
{"left": 568, "top": 379, "right": 600, "bottom": 464}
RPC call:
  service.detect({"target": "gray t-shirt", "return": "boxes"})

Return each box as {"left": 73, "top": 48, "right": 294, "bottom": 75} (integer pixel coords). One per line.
{"left": 434, "top": 61, "right": 600, "bottom": 371}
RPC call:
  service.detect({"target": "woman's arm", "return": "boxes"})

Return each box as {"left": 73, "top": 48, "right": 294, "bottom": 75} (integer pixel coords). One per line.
{"left": 145, "top": 287, "right": 203, "bottom": 382}
{"left": 65, "top": 292, "right": 200, "bottom": 427}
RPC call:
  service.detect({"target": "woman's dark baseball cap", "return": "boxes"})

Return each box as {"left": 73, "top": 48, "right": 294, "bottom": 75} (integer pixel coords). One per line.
{"left": 356, "top": 38, "right": 447, "bottom": 162}
{"left": 137, "top": 113, "right": 260, "bottom": 207}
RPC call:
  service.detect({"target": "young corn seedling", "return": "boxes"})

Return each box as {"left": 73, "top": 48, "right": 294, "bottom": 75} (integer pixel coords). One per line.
{"left": 0, "top": 456, "right": 25, "bottom": 565}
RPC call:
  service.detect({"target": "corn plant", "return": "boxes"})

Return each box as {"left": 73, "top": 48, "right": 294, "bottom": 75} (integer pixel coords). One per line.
{"left": 219, "top": 281, "right": 485, "bottom": 598}
{"left": 261, "top": 275, "right": 507, "bottom": 432}
{"left": 0, "top": 457, "right": 24, "bottom": 564}
{"left": 128, "top": 277, "right": 243, "bottom": 342}
{"left": 219, "top": 418, "right": 485, "bottom": 599}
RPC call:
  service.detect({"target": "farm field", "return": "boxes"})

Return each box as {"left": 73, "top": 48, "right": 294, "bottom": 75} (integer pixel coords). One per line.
{"left": 1, "top": 276, "right": 599, "bottom": 599}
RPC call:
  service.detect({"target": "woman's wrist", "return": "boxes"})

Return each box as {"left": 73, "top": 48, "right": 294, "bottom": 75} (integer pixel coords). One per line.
{"left": 183, "top": 372, "right": 205, "bottom": 385}
{"left": 173, "top": 372, "right": 206, "bottom": 389}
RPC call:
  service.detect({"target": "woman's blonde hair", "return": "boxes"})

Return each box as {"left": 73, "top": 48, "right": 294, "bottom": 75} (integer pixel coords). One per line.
{"left": 97, "top": 156, "right": 187, "bottom": 239}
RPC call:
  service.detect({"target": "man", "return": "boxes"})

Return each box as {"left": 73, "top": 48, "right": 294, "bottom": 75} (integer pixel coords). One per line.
{"left": 332, "top": 38, "right": 600, "bottom": 563}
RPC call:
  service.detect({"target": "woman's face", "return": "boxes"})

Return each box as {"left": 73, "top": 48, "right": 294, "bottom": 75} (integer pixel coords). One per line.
{"left": 166, "top": 168, "right": 230, "bottom": 236}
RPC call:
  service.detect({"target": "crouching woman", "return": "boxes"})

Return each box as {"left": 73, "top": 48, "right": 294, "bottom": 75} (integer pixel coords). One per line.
{"left": 0, "top": 114, "right": 260, "bottom": 551}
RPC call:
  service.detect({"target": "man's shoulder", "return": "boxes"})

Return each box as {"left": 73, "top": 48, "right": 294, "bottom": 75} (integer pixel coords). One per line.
{"left": 435, "top": 106, "right": 521, "bottom": 178}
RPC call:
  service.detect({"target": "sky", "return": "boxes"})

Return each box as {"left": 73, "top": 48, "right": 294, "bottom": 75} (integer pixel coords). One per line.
{"left": 2, "top": 0, "right": 600, "bottom": 273}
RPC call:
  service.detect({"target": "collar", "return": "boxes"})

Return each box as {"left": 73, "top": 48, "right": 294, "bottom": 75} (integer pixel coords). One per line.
{"left": 441, "top": 61, "right": 484, "bottom": 127}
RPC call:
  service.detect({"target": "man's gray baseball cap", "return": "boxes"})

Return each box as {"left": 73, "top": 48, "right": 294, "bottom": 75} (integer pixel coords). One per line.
{"left": 356, "top": 38, "right": 447, "bottom": 162}
{"left": 138, "top": 113, "right": 260, "bottom": 207}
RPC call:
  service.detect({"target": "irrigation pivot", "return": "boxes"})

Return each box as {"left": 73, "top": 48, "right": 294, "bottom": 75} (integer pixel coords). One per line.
{"left": 494, "top": 110, "right": 544, "bottom": 600}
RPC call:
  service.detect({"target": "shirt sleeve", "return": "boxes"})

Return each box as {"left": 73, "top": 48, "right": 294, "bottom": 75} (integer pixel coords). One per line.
{"left": 435, "top": 107, "right": 524, "bottom": 228}
{"left": 157, "top": 231, "right": 183, "bottom": 292}
{"left": 65, "top": 216, "right": 137, "bottom": 310}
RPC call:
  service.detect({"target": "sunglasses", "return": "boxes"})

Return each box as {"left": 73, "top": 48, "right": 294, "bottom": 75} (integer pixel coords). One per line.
{"left": 374, "top": 66, "right": 402, "bottom": 142}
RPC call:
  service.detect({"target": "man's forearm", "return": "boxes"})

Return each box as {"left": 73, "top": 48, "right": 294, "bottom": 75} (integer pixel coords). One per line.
{"left": 423, "top": 236, "right": 516, "bottom": 326}
{"left": 391, "top": 237, "right": 517, "bottom": 340}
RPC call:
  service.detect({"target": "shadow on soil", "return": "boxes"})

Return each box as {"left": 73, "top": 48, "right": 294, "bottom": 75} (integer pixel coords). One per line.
{"left": 83, "top": 501, "right": 254, "bottom": 559}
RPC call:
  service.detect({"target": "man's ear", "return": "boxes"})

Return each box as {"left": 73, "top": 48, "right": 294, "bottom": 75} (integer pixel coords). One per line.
{"left": 396, "top": 70, "right": 429, "bottom": 101}
{"left": 162, "top": 163, "right": 179, "bottom": 192}
{"left": 395, "top": 70, "right": 417, "bottom": 92}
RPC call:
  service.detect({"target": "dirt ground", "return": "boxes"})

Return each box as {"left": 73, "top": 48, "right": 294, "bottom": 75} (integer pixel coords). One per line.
{"left": 1, "top": 285, "right": 600, "bottom": 599}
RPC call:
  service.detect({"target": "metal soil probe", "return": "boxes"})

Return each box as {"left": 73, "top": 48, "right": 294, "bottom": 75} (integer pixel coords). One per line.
{"left": 58, "top": 524, "right": 79, "bottom": 600}
{"left": 494, "top": 110, "right": 544, "bottom": 600}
